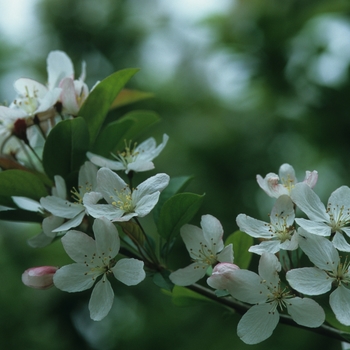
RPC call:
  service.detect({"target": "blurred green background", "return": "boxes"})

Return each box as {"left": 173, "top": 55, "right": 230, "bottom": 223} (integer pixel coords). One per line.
{"left": 1, "top": 0, "right": 349, "bottom": 348}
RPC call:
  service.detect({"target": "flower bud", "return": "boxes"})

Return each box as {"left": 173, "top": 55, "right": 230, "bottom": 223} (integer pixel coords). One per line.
{"left": 22, "top": 266, "right": 58, "bottom": 290}
{"left": 207, "top": 262, "right": 240, "bottom": 291}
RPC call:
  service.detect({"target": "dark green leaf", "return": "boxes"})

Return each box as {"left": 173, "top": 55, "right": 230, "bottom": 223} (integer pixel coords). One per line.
{"left": 110, "top": 88, "right": 154, "bottom": 109}
{"left": 78, "top": 68, "right": 139, "bottom": 144}
{"left": 157, "top": 192, "right": 204, "bottom": 240}
{"left": 152, "top": 270, "right": 174, "bottom": 291}
{"left": 43, "top": 117, "right": 89, "bottom": 180}
{"left": 153, "top": 176, "right": 194, "bottom": 224}
{"left": 225, "top": 230, "right": 253, "bottom": 270}
{"left": 0, "top": 170, "right": 48, "bottom": 200}
{"left": 0, "top": 209, "right": 42, "bottom": 223}
{"left": 118, "top": 221, "right": 145, "bottom": 246}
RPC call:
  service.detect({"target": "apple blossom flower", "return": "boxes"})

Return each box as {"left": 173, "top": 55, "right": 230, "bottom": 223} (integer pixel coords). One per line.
{"left": 83, "top": 167, "right": 169, "bottom": 222}
{"left": 169, "top": 214, "right": 234, "bottom": 286}
{"left": 257, "top": 163, "right": 318, "bottom": 198}
{"left": 22, "top": 266, "right": 58, "bottom": 289}
{"left": 291, "top": 183, "right": 350, "bottom": 252}
{"left": 287, "top": 231, "right": 350, "bottom": 326}
{"left": 53, "top": 217, "right": 146, "bottom": 321}
{"left": 87, "top": 134, "right": 169, "bottom": 174}
{"left": 40, "top": 161, "right": 100, "bottom": 232}
{"left": 236, "top": 195, "right": 298, "bottom": 254}
{"left": 208, "top": 252, "right": 325, "bottom": 344}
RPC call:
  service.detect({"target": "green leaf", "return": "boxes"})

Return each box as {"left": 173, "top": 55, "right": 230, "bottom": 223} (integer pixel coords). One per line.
{"left": 157, "top": 192, "right": 204, "bottom": 240}
{"left": 152, "top": 270, "right": 174, "bottom": 291}
{"left": 153, "top": 176, "right": 194, "bottom": 224}
{"left": 163, "top": 285, "right": 211, "bottom": 307}
{"left": 225, "top": 230, "right": 253, "bottom": 270}
{"left": 43, "top": 117, "right": 89, "bottom": 180}
{"left": 78, "top": 68, "right": 139, "bottom": 144}
{"left": 110, "top": 88, "right": 154, "bottom": 109}
{"left": 0, "top": 170, "right": 48, "bottom": 200}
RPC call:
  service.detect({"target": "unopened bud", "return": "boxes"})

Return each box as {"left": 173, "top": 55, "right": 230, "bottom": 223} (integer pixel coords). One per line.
{"left": 22, "top": 266, "right": 58, "bottom": 290}
{"left": 207, "top": 262, "right": 240, "bottom": 291}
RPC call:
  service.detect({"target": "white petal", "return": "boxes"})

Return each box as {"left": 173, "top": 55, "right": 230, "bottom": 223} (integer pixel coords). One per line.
{"left": 47, "top": 50, "right": 74, "bottom": 89}
{"left": 132, "top": 173, "right": 169, "bottom": 203}
{"left": 61, "top": 230, "right": 96, "bottom": 263}
{"left": 53, "top": 264, "right": 95, "bottom": 292}
{"left": 169, "top": 263, "right": 208, "bottom": 286}
{"left": 93, "top": 218, "right": 120, "bottom": 258}
{"left": 134, "top": 192, "right": 160, "bottom": 217}
{"left": 207, "top": 262, "right": 240, "bottom": 290}
{"left": 112, "top": 258, "right": 145, "bottom": 286}
{"left": 256, "top": 173, "right": 287, "bottom": 198}
{"left": 217, "top": 244, "right": 234, "bottom": 263}
{"left": 332, "top": 232, "right": 350, "bottom": 252}
{"left": 86, "top": 152, "right": 124, "bottom": 171}
{"left": 279, "top": 163, "right": 297, "bottom": 184}
{"left": 270, "top": 195, "right": 295, "bottom": 227}
{"left": 201, "top": 214, "right": 224, "bottom": 251}
{"left": 291, "top": 183, "right": 328, "bottom": 222}
{"left": 258, "top": 253, "right": 281, "bottom": 287}
{"left": 78, "top": 161, "right": 98, "bottom": 194}
{"left": 27, "top": 231, "right": 55, "bottom": 248}
{"left": 303, "top": 170, "right": 318, "bottom": 188}
{"left": 12, "top": 197, "right": 41, "bottom": 212}
{"left": 237, "top": 304, "right": 279, "bottom": 344}
{"left": 249, "top": 241, "right": 280, "bottom": 255}
{"left": 60, "top": 77, "right": 79, "bottom": 115}
{"left": 226, "top": 269, "right": 268, "bottom": 304}
{"left": 328, "top": 186, "right": 350, "bottom": 209}
{"left": 52, "top": 211, "right": 85, "bottom": 232}
{"left": 329, "top": 285, "right": 350, "bottom": 326}
{"left": 40, "top": 196, "right": 83, "bottom": 219}
{"left": 14, "top": 78, "right": 48, "bottom": 97}
{"left": 97, "top": 167, "right": 128, "bottom": 203}
{"left": 295, "top": 218, "right": 331, "bottom": 237}
{"left": 180, "top": 224, "right": 205, "bottom": 257}
{"left": 89, "top": 278, "right": 114, "bottom": 321}
{"left": 127, "top": 160, "right": 154, "bottom": 173}
{"left": 52, "top": 175, "right": 66, "bottom": 198}
{"left": 286, "top": 267, "right": 332, "bottom": 295}
{"left": 236, "top": 214, "right": 273, "bottom": 239}
{"left": 42, "top": 215, "right": 65, "bottom": 237}
{"left": 287, "top": 297, "right": 325, "bottom": 327}
{"left": 298, "top": 231, "right": 339, "bottom": 271}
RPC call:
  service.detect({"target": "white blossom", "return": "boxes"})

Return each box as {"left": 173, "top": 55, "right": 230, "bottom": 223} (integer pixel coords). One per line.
{"left": 53, "top": 217, "right": 146, "bottom": 321}
{"left": 169, "top": 214, "right": 233, "bottom": 286}
{"left": 236, "top": 195, "right": 298, "bottom": 254}
{"left": 257, "top": 163, "right": 318, "bottom": 198}
{"left": 208, "top": 253, "right": 325, "bottom": 344}
{"left": 286, "top": 231, "right": 350, "bottom": 326}
{"left": 87, "top": 134, "right": 169, "bottom": 174}
{"left": 291, "top": 183, "right": 350, "bottom": 252}
{"left": 84, "top": 167, "right": 169, "bottom": 222}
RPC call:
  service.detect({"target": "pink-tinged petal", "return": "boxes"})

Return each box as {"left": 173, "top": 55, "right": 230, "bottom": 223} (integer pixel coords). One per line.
{"left": 332, "top": 232, "right": 350, "bottom": 252}
{"left": 286, "top": 267, "right": 332, "bottom": 295}
{"left": 201, "top": 214, "right": 224, "bottom": 250}
{"left": 298, "top": 232, "right": 339, "bottom": 271}
{"left": 53, "top": 264, "right": 95, "bottom": 292}
{"left": 22, "top": 266, "right": 58, "bottom": 289}
{"left": 236, "top": 214, "right": 273, "bottom": 239}
{"left": 61, "top": 230, "right": 96, "bottom": 263}
{"left": 207, "top": 263, "right": 240, "bottom": 290}
{"left": 132, "top": 173, "right": 169, "bottom": 203}
{"left": 291, "top": 183, "right": 328, "bottom": 222}
{"left": 303, "top": 170, "right": 318, "bottom": 188}
{"left": 249, "top": 240, "right": 280, "bottom": 255}
{"left": 258, "top": 253, "right": 280, "bottom": 287}
{"left": 169, "top": 262, "right": 208, "bottom": 286}
{"left": 217, "top": 244, "right": 234, "bottom": 263}
{"left": 93, "top": 218, "right": 120, "bottom": 259}
{"left": 52, "top": 211, "right": 85, "bottom": 232}
{"left": 89, "top": 278, "right": 114, "bottom": 321}
{"left": 256, "top": 173, "right": 287, "bottom": 198}
{"left": 295, "top": 218, "right": 331, "bottom": 237}
{"left": 112, "top": 258, "right": 145, "bottom": 286}
{"left": 47, "top": 50, "right": 74, "bottom": 89}
{"left": 237, "top": 304, "right": 279, "bottom": 344}
{"left": 60, "top": 77, "right": 79, "bottom": 115}
{"left": 286, "top": 297, "right": 325, "bottom": 327}
{"left": 86, "top": 152, "right": 125, "bottom": 171}
{"left": 330, "top": 285, "right": 350, "bottom": 326}
{"left": 226, "top": 269, "right": 268, "bottom": 304}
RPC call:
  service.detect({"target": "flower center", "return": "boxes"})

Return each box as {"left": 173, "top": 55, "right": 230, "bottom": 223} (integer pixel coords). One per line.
{"left": 112, "top": 140, "right": 139, "bottom": 168}
{"left": 190, "top": 240, "right": 218, "bottom": 267}
{"left": 111, "top": 187, "right": 135, "bottom": 213}
{"left": 13, "top": 86, "right": 40, "bottom": 116}
{"left": 327, "top": 202, "right": 350, "bottom": 233}
{"left": 267, "top": 214, "right": 295, "bottom": 243}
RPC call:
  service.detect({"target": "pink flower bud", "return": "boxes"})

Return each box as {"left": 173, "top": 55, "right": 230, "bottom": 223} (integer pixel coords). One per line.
{"left": 207, "top": 262, "right": 240, "bottom": 290}
{"left": 22, "top": 266, "right": 58, "bottom": 290}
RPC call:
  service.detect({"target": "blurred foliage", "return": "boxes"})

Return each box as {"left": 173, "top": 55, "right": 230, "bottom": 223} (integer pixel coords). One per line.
{"left": 2, "top": 0, "right": 350, "bottom": 348}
